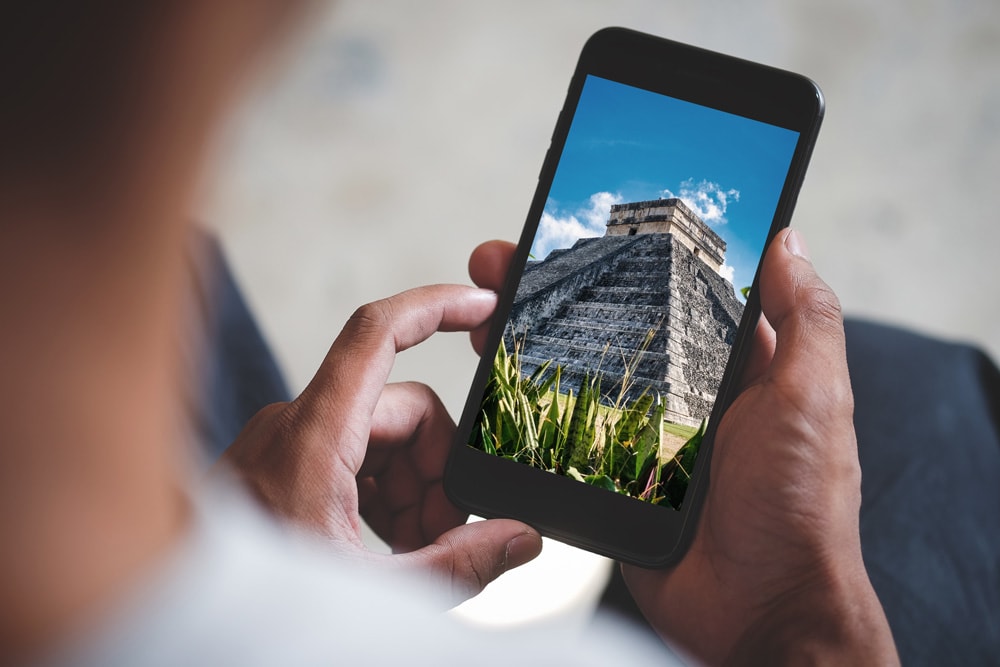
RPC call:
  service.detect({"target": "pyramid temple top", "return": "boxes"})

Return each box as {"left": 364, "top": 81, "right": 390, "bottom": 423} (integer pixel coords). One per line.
{"left": 605, "top": 198, "right": 726, "bottom": 274}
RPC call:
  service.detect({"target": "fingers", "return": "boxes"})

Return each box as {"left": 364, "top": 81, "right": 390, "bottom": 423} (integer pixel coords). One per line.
{"left": 469, "top": 324, "right": 491, "bottom": 358}
{"left": 394, "top": 519, "right": 542, "bottom": 604}
{"left": 758, "top": 230, "right": 850, "bottom": 391}
{"left": 469, "top": 240, "right": 516, "bottom": 355}
{"left": 293, "top": 285, "right": 498, "bottom": 471}
{"left": 358, "top": 382, "right": 467, "bottom": 551}
{"left": 734, "top": 230, "right": 860, "bottom": 512}
{"left": 468, "top": 240, "right": 516, "bottom": 291}
{"left": 739, "top": 314, "right": 776, "bottom": 389}
{"left": 363, "top": 382, "right": 454, "bottom": 480}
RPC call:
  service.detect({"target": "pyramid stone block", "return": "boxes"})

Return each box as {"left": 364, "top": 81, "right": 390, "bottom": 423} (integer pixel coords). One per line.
{"left": 507, "top": 199, "right": 745, "bottom": 427}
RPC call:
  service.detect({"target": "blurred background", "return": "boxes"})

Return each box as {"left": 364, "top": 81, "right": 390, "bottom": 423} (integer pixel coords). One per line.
{"left": 198, "top": 0, "right": 1000, "bottom": 631}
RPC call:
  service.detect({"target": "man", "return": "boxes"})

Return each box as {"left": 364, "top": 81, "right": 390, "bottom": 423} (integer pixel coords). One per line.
{"left": 0, "top": 1, "right": 959, "bottom": 663}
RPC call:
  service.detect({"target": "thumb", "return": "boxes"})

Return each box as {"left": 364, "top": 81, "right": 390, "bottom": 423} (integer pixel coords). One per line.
{"left": 756, "top": 227, "right": 855, "bottom": 435}
{"left": 759, "top": 228, "right": 850, "bottom": 386}
{"left": 396, "top": 519, "right": 542, "bottom": 605}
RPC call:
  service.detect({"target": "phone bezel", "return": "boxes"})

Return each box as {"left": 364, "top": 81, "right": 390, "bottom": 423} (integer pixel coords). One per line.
{"left": 445, "top": 27, "right": 824, "bottom": 567}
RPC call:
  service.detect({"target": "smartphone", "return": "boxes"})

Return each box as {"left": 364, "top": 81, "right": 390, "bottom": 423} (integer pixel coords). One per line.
{"left": 445, "top": 28, "right": 823, "bottom": 567}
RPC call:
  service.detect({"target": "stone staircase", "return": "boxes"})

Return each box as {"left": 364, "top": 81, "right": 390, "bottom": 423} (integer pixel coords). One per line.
{"left": 508, "top": 232, "right": 745, "bottom": 427}
{"left": 515, "top": 234, "right": 678, "bottom": 408}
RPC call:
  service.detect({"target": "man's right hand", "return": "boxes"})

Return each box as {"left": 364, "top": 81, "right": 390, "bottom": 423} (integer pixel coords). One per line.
{"left": 470, "top": 230, "right": 899, "bottom": 665}
{"left": 623, "top": 229, "right": 899, "bottom": 665}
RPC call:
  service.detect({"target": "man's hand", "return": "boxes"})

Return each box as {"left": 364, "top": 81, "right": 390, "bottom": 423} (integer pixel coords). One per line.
{"left": 219, "top": 284, "right": 542, "bottom": 605}
{"left": 469, "top": 232, "right": 898, "bottom": 665}
{"left": 620, "top": 229, "right": 897, "bottom": 664}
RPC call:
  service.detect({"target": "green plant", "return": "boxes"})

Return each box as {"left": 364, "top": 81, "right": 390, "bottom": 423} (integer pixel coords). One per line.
{"left": 470, "top": 332, "right": 707, "bottom": 509}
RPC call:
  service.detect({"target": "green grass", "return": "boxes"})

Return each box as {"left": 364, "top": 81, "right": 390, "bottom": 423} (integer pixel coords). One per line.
{"left": 663, "top": 421, "right": 699, "bottom": 440}
{"left": 470, "top": 334, "right": 705, "bottom": 509}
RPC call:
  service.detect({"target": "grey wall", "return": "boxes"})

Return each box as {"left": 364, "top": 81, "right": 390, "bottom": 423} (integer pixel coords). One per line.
{"left": 202, "top": 1, "right": 1000, "bottom": 417}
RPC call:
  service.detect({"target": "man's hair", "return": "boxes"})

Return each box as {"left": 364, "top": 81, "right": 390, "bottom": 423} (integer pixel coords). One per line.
{"left": 0, "top": 3, "right": 168, "bottom": 182}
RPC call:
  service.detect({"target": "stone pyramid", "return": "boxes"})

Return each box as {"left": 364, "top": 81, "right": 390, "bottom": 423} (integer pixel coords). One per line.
{"left": 507, "top": 199, "right": 745, "bottom": 427}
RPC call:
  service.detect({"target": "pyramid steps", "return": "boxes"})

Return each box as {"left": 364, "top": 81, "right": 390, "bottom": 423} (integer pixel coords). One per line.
{"left": 507, "top": 231, "right": 743, "bottom": 427}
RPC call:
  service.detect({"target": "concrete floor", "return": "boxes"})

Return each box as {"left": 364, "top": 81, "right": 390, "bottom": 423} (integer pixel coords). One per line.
{"left": 200, "top": 0, "right": 1000, "bottom": 631}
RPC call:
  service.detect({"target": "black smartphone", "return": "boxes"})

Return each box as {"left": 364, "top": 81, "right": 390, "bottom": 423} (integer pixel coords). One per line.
{"left": 445, "top": 28, "right": 823, "bottom": 567}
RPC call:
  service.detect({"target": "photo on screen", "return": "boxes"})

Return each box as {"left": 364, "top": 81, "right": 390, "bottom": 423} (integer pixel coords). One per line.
{"left": 469, "top": 75, "right": 800, "bottom": 509}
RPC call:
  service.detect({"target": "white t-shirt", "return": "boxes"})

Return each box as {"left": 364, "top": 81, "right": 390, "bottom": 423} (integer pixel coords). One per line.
{"left": 38, "top": 481, "right": 682, "bottom": 666}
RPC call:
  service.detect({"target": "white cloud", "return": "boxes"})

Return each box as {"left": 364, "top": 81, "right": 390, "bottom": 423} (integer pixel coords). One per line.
{"left": 532, "top": 191, "right": 623, "bottom": 259}
{"left": 662, "top": 179, "right": 740, "bottom": 226}
{"left": 719, "top": 262, "right": 736, "bottom": 284}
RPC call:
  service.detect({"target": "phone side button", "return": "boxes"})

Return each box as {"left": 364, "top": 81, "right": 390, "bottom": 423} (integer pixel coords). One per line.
{"left": 538, "top": 146, "right": 553, "bottom": 181}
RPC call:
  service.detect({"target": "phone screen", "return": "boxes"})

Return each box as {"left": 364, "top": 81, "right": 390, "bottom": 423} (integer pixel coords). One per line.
{"left": 468, "top": 74, "right": 800, "bottom": 510}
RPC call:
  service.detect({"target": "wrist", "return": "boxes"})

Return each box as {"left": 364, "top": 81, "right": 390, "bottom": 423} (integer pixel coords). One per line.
{"left": 724, "top": 557, "right": 899, "bottom": 666}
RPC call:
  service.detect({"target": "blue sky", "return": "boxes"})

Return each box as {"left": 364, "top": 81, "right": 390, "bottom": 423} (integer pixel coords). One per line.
{"left": 531, "top": 75, "right": 800, "bottom": 296}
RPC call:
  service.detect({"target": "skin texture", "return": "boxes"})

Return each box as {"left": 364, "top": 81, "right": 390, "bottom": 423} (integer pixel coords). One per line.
{"left": 0, "top": 1, "right": 537, "bottom": 659}
{"left": 220, "top": 285, "right": 542, "bottom": 604}
{"left": 0, "top": 1, "right": 897, "bottom": 663}
{"left": 467, "top": 235, "right": 899, "bottom": 665}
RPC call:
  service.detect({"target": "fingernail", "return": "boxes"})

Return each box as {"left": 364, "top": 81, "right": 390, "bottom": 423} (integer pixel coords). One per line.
{"left": 784, "top": 228, "right": 810, "bottom": 261}
{"left": 504, "top": 532, "right": 542, "bottom": 570}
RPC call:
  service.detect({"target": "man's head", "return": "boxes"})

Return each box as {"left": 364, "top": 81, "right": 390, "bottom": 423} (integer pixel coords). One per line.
{"left": 0, "top": 2, "right": 310, "bottom": 660}
{"left": 0, "top": 1, "right": 309, "bottom": 219}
